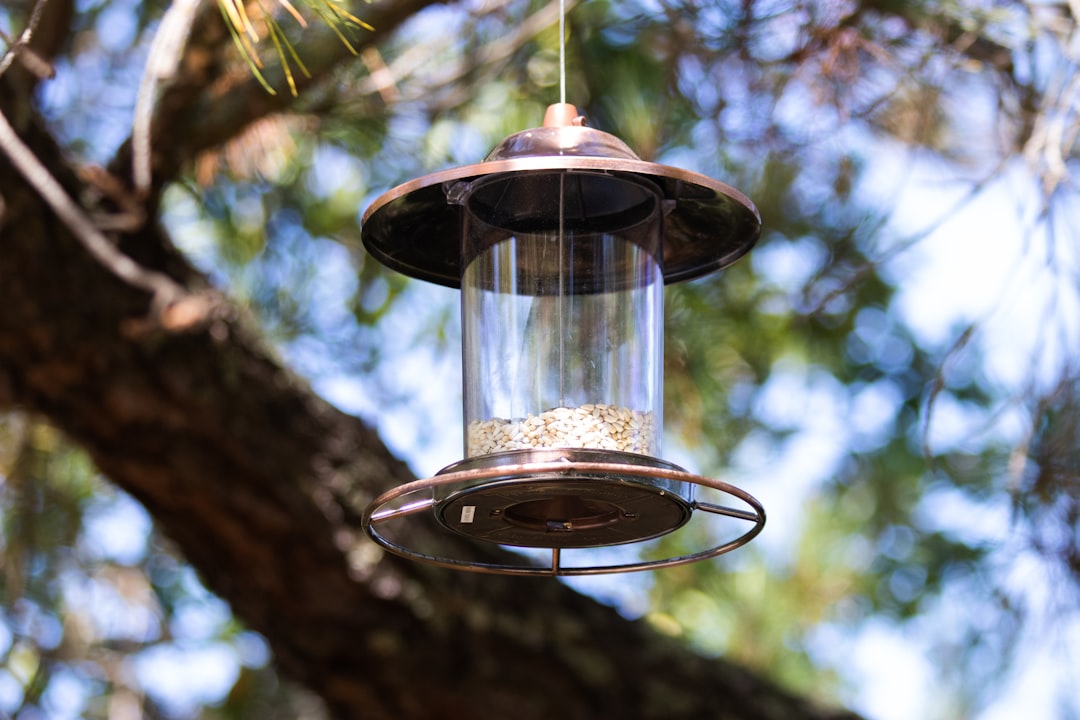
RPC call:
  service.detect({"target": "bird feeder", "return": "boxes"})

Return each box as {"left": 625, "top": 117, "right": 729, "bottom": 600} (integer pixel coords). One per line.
{"left": 360, "top": 104, "right": 765, "bottom": 575}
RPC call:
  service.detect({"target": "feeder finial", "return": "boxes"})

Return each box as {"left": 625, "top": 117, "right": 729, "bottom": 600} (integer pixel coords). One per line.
{"left": 543, "top": 103, "right": 587, "bottom": 127}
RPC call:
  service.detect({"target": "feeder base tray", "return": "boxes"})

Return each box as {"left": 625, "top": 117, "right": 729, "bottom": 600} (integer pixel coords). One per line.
{"left": 361, "top": 449, "right": 766, "bottom": 576}
{"left": 434, "top": 450, "right": 694, "bottom": 548}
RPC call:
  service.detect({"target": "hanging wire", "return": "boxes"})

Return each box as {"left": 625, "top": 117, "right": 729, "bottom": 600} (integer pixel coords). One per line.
{"left": 559, "top": 0, "right": 566, "bottom": 105}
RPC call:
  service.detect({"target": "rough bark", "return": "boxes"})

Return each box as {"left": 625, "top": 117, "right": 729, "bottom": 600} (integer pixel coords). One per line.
{"left": 0, "top": 2, "right": 861, "bottom": 718}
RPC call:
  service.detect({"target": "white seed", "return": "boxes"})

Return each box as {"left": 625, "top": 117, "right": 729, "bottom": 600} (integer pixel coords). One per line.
{"left": 467, "top": 404, "right": 656, "bottom": 456}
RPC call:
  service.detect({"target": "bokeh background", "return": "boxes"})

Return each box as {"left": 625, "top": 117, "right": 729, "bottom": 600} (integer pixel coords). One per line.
{"left": 2, "top": 1, "right": 1078, "bottom": 718}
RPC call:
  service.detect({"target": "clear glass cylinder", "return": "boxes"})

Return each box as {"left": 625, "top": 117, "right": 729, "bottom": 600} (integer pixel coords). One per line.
{"left": 458, "top": 171, "right": 664, "bottom": 459}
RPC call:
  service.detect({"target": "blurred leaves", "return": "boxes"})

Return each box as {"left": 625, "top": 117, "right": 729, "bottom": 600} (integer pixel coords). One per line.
{"left": 5, "top": 0, "right": 1080, "bottom": 717}
{"left": 0, "top": 416, "right": 326, "bottom": 719}
{"left": 1014, "top": 371, "right": 1080, "bottom": 585}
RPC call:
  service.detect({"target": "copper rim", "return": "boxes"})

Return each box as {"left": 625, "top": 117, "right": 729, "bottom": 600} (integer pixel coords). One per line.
{"left": 361, "top": 460, "right": 766, "bottom": 576}
{"left": 360, "top": 124, "right": 761, "bottom": 288}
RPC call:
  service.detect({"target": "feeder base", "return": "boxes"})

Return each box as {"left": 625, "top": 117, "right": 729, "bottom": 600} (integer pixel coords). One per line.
{"left": 435, "top": 450, "right": 693, "bottom": 548}
{"left": 361, "top": 452, "right": 765, "bottom": 576}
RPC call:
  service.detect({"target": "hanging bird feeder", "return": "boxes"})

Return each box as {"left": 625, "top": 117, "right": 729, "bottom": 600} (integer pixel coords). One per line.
{"left": 360, "top": 104, "right": 765, "bottom": 575}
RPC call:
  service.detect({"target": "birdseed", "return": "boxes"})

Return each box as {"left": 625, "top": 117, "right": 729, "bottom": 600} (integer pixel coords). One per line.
{"left": 467, "top": 404, "right": 656, "bottom": 456}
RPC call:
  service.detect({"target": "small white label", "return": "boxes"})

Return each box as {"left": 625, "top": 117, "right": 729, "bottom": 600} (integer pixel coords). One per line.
{"left": 460, "top": 506, "right": 476, "bottom": 524}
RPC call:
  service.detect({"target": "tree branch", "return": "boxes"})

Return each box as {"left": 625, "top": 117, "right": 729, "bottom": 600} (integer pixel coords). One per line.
{"left": 109, "top": 0, "right": 447, "bottom": 194}
{"left": 0, "top": 0, "right": 53, "bottom": 78}
{"left": 132, "top": 0, "right": 204, "bottom": 197}
{"left": 0, "top": 1, "right": 863, "bottom": 718}
{"left": 0, "top": 104, "right": 185, "bottom": 312}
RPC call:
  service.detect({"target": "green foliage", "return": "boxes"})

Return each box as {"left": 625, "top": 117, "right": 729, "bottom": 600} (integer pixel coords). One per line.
{"left": 4, "top": 0, "right": 1080, "bottom": 717}
{"left": 0, "top": 417, "right": 326, "bottom": 718}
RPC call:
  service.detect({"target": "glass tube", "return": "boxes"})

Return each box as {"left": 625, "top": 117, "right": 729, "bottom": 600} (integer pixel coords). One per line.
{"left": 458, "top": 171, "right": 664, "bottom": 459}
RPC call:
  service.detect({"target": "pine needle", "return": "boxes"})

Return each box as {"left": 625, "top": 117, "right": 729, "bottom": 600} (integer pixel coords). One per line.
{"left": 218, "top": 0, "right": 276, "bottom": 92}
{"left": 233, "top": 0, "right": 260, "bottom": 40}
{"left": 319, "top": 0, "right": 374, "bottom": 31}
{"left": 266, "top": 11, "right": 311, "bottom": 97}
{"left": 216, "top": 0, "right": 373, "bottom": 95}
{"left": 262, "top": 15, "right": 298, "bottom": 95}
{"left": 311, "top": 5, "right": 359, "bottom": 55}
{"left": 218, "top": 0, "right": 264, "bottom": 67}
{"left": 218, "top": 0, "right": 244, "bottom": 34}
{"left": 278, "top": 0, "right": 308, "bottom": 28}
{"left": 220, "top": 0, "right": 259, "bottom": 41}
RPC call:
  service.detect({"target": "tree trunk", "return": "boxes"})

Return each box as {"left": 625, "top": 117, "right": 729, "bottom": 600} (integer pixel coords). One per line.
{"left": 0, "top": 2, "right": 860, "bottom": 718}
